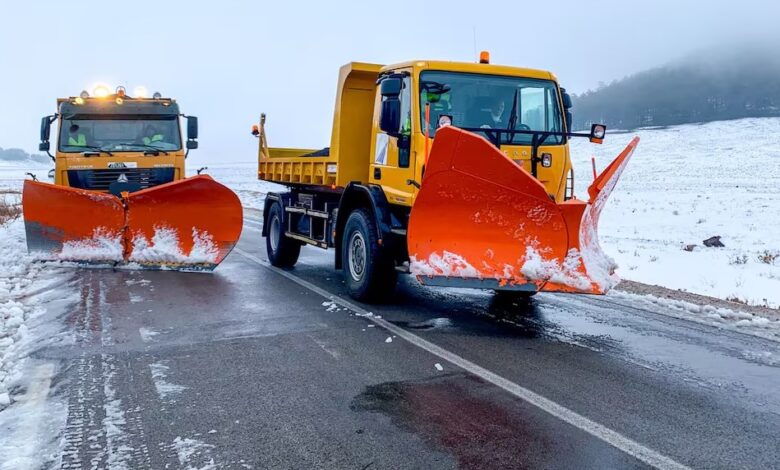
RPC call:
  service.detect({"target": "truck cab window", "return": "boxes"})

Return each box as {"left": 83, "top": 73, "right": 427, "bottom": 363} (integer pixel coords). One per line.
{"left": 398, "top": 76, "right": 411, "bottom": 167}
{"left": 59, "top": 117, "right": 182, "bottom": 152}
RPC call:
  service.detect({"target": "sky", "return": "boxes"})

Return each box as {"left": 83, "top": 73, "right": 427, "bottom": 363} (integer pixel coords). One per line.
{"left": 1, "top": 0, "right": 778, "bottom": 162}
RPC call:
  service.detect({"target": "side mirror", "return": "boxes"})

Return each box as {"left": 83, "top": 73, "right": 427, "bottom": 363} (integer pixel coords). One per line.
{"left": 589, "top": 123, "right": 606, "bottom": 144}
{"left": 561, "top": 89, "right": 573, "bottom": 131}
{"left": 380, "top": 77, "right": 402, "bottom": 97}
{"left": 186, "top": 140, "right": 199, "bottom": 150}
{"left": 40, "top": 116, "right": 52, "bottom": 143}
{"left": 39, "top": 142, "right": 50, "bottom": 151}
{"left": 379, "top": 99, "right": 401, "bottom": 136}
{"left": 561, "top": 89, "right": 573, "bottom": 109}
{"left": 186, "top": 116, "right": 198, "bottom": 140}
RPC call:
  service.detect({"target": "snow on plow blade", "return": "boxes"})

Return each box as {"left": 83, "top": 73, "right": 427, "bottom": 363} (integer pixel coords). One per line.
{"left": 407, "top": 126, "right": 639, "bottom": 294}
{"left": 22, "top": 175, "right": 243, "bottom": 271}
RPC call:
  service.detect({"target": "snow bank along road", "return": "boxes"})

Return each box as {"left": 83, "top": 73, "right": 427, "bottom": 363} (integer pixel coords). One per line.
{"left": 2, "top": 215, "right": 780, "bottom": 469}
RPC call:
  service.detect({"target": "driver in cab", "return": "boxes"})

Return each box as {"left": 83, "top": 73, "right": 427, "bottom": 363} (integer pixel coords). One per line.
{"left": 142, "top": 124, "right": 165, "bottom": 146}
{"left": 479, "top": 97, "right": 506, "bottom": 129}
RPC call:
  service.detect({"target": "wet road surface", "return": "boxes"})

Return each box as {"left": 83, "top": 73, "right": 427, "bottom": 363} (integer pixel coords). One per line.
{"left": 24, "top": 215, "right": 780, "bottom": 469}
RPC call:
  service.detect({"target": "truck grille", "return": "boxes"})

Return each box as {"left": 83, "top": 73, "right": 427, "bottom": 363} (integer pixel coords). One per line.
{"left": 67, "top": 168, "right": 175, "bottom": 192}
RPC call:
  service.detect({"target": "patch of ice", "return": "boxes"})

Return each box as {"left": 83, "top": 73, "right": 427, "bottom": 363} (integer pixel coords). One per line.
{"left": 172, "top": 436, "right": 217, "bottom": 470}
{"left": 138, "top": 327, "right": 159, "bottom": 343}
{"left": 410, "top": 251, "right": 480, "bottom": 277}
{"left": 434, "top": 363, "right": 444, "bottom": 371}
{"left": 385, "top": 336, "right": 393, "bottom": 343}
{"left": 129, "top": 226, "right": 219, "bottom": 264}
{"left": 149, "top": 361, "right": 187, "bottom": 399}
{"left": 58, "top": 227, "right": 123, "bottom": 262}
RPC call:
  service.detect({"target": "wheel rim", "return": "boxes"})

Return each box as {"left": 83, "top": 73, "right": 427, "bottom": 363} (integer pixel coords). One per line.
{"left": 348, "top": 231, "right": 366, "bottom": 281}
{"left": 270, "top": 215, "right": 281, "bottom": 252}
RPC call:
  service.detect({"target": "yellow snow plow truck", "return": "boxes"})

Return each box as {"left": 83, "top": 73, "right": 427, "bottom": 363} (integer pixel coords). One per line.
{"left": 253, "top": 54, "right": 639, "bottom": 301}
{"left": 25, "top": 86, "right": 242, "bottom": 271}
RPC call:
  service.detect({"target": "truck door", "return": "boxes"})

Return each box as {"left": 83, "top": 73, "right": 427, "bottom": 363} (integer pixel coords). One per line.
{"left": 370, "top": 72, "right": 416, "bottom": 207}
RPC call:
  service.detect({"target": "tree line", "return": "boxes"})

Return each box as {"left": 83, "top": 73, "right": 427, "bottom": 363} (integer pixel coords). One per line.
{"left": 570, "top": 46, "right": 780, "bottom": 130}
{"left": 0, "top": 147, "right": 50, "bottom": 164}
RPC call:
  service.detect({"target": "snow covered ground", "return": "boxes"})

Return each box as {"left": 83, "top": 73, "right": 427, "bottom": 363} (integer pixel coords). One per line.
{"left": 570, "top": 117, "right": 780, "bottom": 308}
{"left": 0, "top": 217, "right": 73, "bottom": 468}
{"left": 0, "top": 160, "right": 50, "bottom": 192}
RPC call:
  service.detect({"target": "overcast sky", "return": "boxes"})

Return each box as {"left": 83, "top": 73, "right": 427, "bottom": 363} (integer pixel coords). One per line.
{"left": 1, "top": 0, "right": 777, "bottom": 161}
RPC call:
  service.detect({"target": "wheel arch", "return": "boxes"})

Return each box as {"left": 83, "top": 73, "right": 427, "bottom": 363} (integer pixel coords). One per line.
{"left": 262, "top": 192, "right": 293, "bottom": 237}
{"left": 334, "top": 183, "right": 393, "bottom": 270}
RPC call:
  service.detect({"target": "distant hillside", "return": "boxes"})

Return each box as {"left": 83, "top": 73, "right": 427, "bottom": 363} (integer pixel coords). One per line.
{"left": 0, "top": 147, "right": 50, "bottom": 165}
{"left": 571, "top": 45, "right": 780, "bottom": 130}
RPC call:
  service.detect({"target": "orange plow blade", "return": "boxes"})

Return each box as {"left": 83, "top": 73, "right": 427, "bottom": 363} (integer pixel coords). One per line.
{"left": 22, "top": 175, "right": 243, "bottom": 271}
{"left": 125, "top": 175, "right": 243, "bottom": 271}
{"left": 23, "top": 180, "right": 126, "bottom": 263}
{"left": 407, "top": 126, "right": 639, "bottom": 294}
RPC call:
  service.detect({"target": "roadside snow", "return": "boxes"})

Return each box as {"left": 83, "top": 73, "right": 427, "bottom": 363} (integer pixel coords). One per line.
{"left": 610, "top": 290, "right": 780, "bottom": 341}
{"left": 571, "top": 117, "right": 780, "bottom": 308}
{"left": 0, "top": 217, "right": 71, "bottom": 468}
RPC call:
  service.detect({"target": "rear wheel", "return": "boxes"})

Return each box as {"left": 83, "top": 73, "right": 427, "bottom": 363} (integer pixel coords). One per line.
{"left": 342, "top": 209, "right": 397, "bottom": 302}
{"left": 266, "top": 202, "right": 301, "bottom": 267}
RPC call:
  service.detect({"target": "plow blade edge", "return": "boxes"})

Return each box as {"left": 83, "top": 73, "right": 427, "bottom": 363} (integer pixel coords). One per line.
{"left": 22, "top": 175, "right": 243, "bottom": 271}
{"left": 407, "top": 126, "right": 639, "bottom": 294}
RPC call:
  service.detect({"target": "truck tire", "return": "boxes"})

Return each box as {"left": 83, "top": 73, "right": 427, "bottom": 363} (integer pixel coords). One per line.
{"left": 342, "top": 209, "right": 397, "bottom": 302}
{"left": 266, "top": 202, "right": 301, "bottom": 267}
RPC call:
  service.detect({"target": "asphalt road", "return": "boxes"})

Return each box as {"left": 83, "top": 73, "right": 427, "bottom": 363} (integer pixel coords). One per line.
{"left": 26, "top": 215, "right": 780, "bottom": 469}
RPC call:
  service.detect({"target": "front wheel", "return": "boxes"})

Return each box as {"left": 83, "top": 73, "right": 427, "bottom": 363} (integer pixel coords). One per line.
{"left": 342, "top": 209, "right": 397, "bottom": 302}
{"left": 265, "top": 202, "right": 301, "bottom": 267}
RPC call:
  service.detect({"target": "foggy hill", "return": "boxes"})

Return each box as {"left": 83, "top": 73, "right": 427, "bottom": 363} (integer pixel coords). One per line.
{"left": 570, "top": 44, "right": 780, "bottom": 130}
{"left": 0, "top": 147, "right": 50, "bottom": 165}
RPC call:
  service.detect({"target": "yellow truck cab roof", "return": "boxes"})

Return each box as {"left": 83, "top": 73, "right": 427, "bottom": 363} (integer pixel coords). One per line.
{"left": 381, "top": 60, "right": 558, "bottom": 82}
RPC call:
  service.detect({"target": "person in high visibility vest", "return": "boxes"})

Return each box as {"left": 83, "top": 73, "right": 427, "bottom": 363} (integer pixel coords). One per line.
{"left": 143, "top": 125, "right": 165, "bottom": 146}
{"left": 68, "top": 124, "right": 87, "bottom": 147}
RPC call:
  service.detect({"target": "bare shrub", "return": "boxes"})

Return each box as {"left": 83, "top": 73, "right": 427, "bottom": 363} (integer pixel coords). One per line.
{"left": 757, "top": 250, "right": 779, "bottom": 265}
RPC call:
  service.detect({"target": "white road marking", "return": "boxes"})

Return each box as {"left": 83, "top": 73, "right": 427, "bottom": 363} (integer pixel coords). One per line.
{"left": 235, "top": 247, "right": 690, "bottom": 470}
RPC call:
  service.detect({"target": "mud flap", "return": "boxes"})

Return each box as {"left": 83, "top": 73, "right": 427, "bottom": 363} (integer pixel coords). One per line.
{"left": 407, "top": 126, "right": 639, "bottom": 294}
{"left": 22, "top": 175, "right": 243, "bottom": 271}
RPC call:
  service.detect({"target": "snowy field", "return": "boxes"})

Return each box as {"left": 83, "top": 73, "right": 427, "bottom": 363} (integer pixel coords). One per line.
{"left": 571, "top": 117, "right": 780, "bottom": 308}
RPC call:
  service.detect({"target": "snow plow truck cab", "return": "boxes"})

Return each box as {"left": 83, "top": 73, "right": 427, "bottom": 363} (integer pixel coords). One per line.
{"left": 254, "top": 56, "right": 639, "bottom": 301}
{"left": 23, "top": 87, "right": 243, "bottom": 271}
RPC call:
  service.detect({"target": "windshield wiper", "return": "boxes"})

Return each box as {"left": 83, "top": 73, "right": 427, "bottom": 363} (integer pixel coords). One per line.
{"left": 105, "top": 143, "right": 169, "bottom": 155}
{"left": 79, "top": 145, "right": 113, "bottom": 156}
{"left": 506, "top": 89, "right": 519, "bottom": 144}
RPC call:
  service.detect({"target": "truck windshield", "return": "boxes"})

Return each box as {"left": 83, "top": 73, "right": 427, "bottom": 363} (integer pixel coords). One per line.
{"left": 419, "top": 71, "right": 564, "bottom": 145}
{"left": 58, "top": 117, "right": 181, "bottom": 153}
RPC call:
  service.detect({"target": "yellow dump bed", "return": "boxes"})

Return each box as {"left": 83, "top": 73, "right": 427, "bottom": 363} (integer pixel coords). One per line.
{"left": 259, "top": 147, "right": 336, "bottom": 186}
{"left": 258, "top": 62, "right": 382, "bottom": 188}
